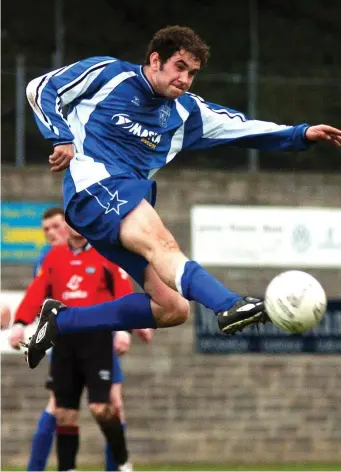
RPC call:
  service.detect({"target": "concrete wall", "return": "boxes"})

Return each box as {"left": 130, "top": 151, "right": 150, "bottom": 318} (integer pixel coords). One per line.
{"left": 2, "top": 166, "right": 341, "bottom": 467}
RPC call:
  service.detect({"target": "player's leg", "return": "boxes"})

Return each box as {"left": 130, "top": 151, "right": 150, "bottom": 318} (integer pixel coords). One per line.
{"left": 90, "top": 402, "right": 131, "bottom": 472}
{"left": 120, "top": 199, "right": 254, "bottom": 313}
{"left": 76, "top": 179, "right": 267, "bottom": 329}
{"left": 70, "top": 176, "right": 246, "bottom": 317}
{"left": 52, "top": 339, "right": 82, "bottom": 471}
{"left": 27, "top": 392, "right": 56, "bottom": 471}
{"left": 55, "top": 408, "right": 80, "bottom": 471}
{"left": 85, "top": 331, "right": 131, "bottom": 471}
{"left": 24, "top": 177, "right": 269, "bottom": 369}
{"left": 105, "top": 352, "right": 125, "bottom": 471}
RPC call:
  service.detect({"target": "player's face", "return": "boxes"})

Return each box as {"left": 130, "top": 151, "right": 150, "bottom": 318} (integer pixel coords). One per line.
{"left": 150, "top": 49, "right": 201, "bottom": 99}
{"left": 42, "top": 214, "right": 69, "bottom": 246}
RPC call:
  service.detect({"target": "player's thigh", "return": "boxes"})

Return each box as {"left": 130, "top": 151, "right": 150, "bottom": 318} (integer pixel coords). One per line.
{"left": 81, "top": 332, "right": 113, "bottom": 405}
{"left": 120, "top": 199, "right": 179, "bottom": 259}
{"left": 52, "top": 339, "right": 84, "bottom": 410}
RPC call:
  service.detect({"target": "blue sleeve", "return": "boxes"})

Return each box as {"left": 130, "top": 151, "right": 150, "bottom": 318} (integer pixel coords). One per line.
{"left": 183, "top": 93, "right": 311, "bottom": 152}
{"left": 26, "top": 56, "right": 118, "bottom": 146}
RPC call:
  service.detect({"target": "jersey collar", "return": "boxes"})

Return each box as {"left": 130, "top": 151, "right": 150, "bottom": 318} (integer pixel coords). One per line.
{"left": 68, "top": 242, "right": 92, "bottom": 255}
{"left": 138, "top": 66, "right": 170, "bottom": 103}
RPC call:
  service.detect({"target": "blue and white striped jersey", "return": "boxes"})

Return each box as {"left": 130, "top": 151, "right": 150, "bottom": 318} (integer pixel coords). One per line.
{"left": 27, "top": 56, "right": 310, "bottom": 205}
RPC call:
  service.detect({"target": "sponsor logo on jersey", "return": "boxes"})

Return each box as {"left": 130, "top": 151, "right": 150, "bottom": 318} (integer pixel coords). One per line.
{"left": 131, "top": 96, "right": 140, "bottom": 106}
{"left": 70, "top": 260, "right": 82, "bottom": 265}
{"left": 111, "top": 113, "right": 161, "bottom": 149}
{"left": 62, "top": 290, "right": 88, "bottom": 300}
{"left": 86, "top": 267, "right": 96, "bottom": 274}
{"left": 66, "top": 275, "right": 83, "bottom": 291}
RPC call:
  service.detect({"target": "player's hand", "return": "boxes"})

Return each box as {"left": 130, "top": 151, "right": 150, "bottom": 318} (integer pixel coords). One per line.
{"left": 305, "top": 125, "right": 341, "bottom": 146}
{"left": 134, "top": 328, "right": 154, "bottom": 343}
{"left": 49, "top": 144, "right": 75, "bottom": 172}
{"left": 114, "top": 331, "right": 132, "bottom": 355}
{"left": 9, "top": 324, "right": 25, "bottom": 350}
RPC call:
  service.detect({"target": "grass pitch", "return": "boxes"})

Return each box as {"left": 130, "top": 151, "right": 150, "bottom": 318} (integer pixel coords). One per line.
{"left": 2, "top": 463, "right": 341, "bottom": 471}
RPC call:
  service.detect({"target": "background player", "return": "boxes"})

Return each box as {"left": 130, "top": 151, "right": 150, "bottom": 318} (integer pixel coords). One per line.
{"left": 10, "top": 209, "right": 152, "bottom": 470}
{"left": 11, "top": 226, "right": 153, "bottom": 470}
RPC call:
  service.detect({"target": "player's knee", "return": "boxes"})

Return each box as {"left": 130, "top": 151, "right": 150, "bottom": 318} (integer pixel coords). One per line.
{"left": 55, "top": 407, "right": 78, "bottom": 426}
{"left": 89, "top": 402, "right": 113, "bottom": 421}
{"left": 153, "top": 297, "right": 190, "bottom": 327}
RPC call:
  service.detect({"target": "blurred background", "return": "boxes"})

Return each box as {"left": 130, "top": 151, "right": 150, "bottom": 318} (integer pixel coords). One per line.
{"left": 1, "top": 0, "right": 341, "bottom": 470}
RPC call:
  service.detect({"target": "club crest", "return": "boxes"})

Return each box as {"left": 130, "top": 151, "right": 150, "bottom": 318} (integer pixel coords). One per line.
{"left": 159, "top": 104, "right": 170, "bottom": 128}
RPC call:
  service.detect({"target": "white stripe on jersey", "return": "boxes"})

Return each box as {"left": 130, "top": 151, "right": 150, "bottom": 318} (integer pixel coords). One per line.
{"left": 166, "top": 100, "right": 189, "bottom": 164}
{"left": 70, "top": 154, "right": 111, "bottom": 193}
{"left": 192, "top": 96, "right": 290, "bottom": 140}
{"left": 57, "top": 59, "right": 117, "bottom": 105}
{"left": 68, "top": 70, "right": 137, "bottom": 155}
{"left": 26, "top": 68, "right": 65, "bottom": 135}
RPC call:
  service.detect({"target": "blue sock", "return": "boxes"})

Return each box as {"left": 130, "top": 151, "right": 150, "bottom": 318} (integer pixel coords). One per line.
{"left": 27, "top": 410, "right": 56, "bottom": 471}
{"left": 57, "top": 293, "right": 157, "bottom": 334}
{"left": 178, "top": 260, "right": 242, "bottom": 313}
{"left": 105, "top": 441, "right": 116, "bottom": 471}
{"left": 105, "top": 422, "right": 126, "bottom": 471}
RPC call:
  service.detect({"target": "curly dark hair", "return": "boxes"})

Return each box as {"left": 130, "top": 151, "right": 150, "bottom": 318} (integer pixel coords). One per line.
{"left": 144, "top": 26, "right": 210, "bottom": 67}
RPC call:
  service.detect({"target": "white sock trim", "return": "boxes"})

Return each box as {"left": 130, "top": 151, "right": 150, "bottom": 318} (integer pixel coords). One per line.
{"left": 175, "top": 260, "right": 188, "bottom": 295}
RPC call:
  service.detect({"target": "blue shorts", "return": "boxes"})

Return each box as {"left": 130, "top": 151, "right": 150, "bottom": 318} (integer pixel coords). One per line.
{"left": 65, "top": 175, "right": 156, "bottom": 287}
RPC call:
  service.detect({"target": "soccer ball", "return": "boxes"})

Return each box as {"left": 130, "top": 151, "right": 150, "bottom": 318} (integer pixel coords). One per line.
{"left": 264, "top": 270, "right": 327, "bottom": 333}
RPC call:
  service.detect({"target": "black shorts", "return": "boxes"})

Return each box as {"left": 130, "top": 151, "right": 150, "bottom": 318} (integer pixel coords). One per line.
{"left": 47, "top": 331, "right": 113, "bottom": 409}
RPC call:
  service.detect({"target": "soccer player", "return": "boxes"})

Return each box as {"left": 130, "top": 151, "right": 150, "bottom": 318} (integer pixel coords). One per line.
{"left": 10, "top": 208, "right": 147, "bottom": 471}
{"left": 10, "top": 226, "right": 151, "bottom": 471}
{"left": 25, "top": 25, "right": 341, "bottom": 368}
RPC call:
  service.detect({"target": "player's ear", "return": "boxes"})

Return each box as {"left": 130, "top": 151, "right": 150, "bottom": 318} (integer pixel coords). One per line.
{"left": 149, "top": 52, "right": 161, "bottom": 72}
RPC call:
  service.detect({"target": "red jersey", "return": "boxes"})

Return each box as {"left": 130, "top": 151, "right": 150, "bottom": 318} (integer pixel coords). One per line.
{"left": 15, "top": 244, "right": 133, "bottom": 325}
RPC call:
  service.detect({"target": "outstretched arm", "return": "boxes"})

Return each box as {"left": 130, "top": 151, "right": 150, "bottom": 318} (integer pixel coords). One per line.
{"left": 184, "top": 93, "right": 341, "bottom": 152}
